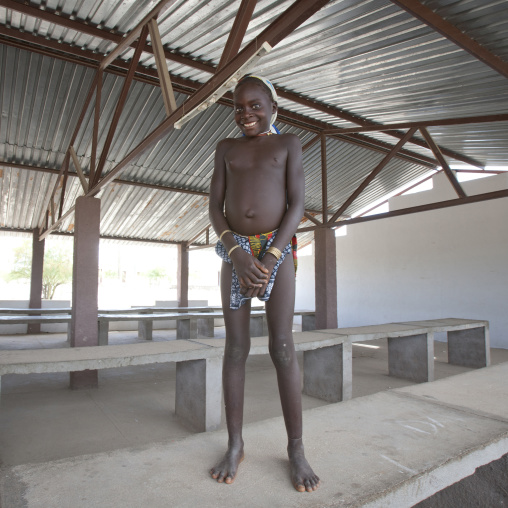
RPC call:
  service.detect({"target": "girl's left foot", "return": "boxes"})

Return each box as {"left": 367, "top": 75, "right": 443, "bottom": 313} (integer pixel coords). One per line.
{"left": 288, "top": 438, "right": 320, "bottom": 492}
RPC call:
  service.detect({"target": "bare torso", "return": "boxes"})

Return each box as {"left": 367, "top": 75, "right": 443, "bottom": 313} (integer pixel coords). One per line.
{"left": 222, "top": 134, "right": 291, "bottom": 236}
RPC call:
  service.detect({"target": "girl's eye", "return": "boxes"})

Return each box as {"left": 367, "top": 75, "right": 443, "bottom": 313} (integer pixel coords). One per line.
{"left": 252, "top": 104, "right": 260, "bottom": 109}
{"left": 235, "top": 107, "right": 243, "bottom": 113}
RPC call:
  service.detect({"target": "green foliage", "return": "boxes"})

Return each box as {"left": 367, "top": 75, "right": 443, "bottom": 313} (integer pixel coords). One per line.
{"left": 103, "top": 269, "right": 118, "bottom": 280}
{"left": 144, "top": 267, "right": 167, "bottom": 285}
{"left": 6, "top": 241, "right": 73, "bottom": 299}
{"left": 6, "top": 241, "right": 32, "bottom": 282}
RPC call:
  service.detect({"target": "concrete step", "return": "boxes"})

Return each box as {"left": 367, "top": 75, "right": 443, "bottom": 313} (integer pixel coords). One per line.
{"left": 2, "top": 363, "right": 507, "bottom": 508}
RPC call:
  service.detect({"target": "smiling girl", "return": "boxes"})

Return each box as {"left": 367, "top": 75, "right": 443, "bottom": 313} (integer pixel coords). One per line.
{"left": 208, "top": 75, "right": 320, "bottom": 493}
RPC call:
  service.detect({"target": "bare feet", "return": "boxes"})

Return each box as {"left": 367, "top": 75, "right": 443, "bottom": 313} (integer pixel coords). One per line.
{"left": 288, "top": 438, "right": 320, "bottom": 492}
{"left": 210, "top": 441, "right": 245, "bottom": 484}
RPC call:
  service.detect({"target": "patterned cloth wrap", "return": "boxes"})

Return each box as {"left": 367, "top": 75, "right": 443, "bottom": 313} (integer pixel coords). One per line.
{"left": 215, "top": 230, "right": 297, "bottom": 310}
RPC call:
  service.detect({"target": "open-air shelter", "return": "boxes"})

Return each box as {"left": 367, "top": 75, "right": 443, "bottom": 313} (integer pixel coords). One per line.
{"left": 0, "top": 0, "right": 507, "bottom": 389}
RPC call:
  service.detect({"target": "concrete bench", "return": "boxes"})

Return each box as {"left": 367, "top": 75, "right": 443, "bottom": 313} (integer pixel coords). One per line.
{"left": 0, "top": 330, "right": 350, "bottom": 431}
{"left": 0, "top": 307, "right": 316, "bottom": 343}
{"left": 97, "top": 311, "right": 269, "bottom": 344}
{"left": 0, "top": 307, "right": 72, "bottom": 315}
{"left": 296, "top": 310, "right": 317, "bottom": 332}
{"left": 97, "top": 310, "right": 288, "bottom": 344}
{"left": 99, "top": 307, "right": 310, "bottom": 341}
{"left": 0, "top": 340, "right": 223, "bottom": 433}
{"left": 0, "top": 319, "right": 490, "bottom": 434}
{"left": 0, "top": 314, "right": 72, "bottom": 340}
{"left": 315, "top": 318, "right": 490, "bottom": 383}
{"left": 191, "top": 331, "right": 353, "bottom": 403}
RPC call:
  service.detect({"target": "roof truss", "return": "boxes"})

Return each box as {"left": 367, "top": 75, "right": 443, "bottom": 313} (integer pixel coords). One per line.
{"left": 0, "top": 0, "right": 507, "bottom": 244}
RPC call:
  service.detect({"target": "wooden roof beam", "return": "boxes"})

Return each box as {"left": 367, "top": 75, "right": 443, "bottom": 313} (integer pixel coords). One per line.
{"left": 390, "top": 0, "right": 508, "bottom": 80}
{"left": 217, "top": 0, "right": 258, "bottom": 72}
{"left": 323, "top": 114, "right": 508, "bottom": 134}
{"left": 329, "top": 127, "right": 418, "bottom": 223}
{"left": 0, "top": 27, "right": 461, "bottom": 170}
{"left": 1, "top": 3, "right": 485, "bottom": 168}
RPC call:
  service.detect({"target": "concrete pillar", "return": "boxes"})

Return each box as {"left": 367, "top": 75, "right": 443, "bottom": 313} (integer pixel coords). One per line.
{"left": 70, "top": 196, "right": 100, "bottom": 390}
{"left": 314, "top": 228, "right": 338, "bottom": 329}
{"left": 448, "top": 326, "right": 490, "bottom": 368}
{"left": 303, "top": 340, "right": 352, "bottom": 402}
{"left": 388, "top": 333, "right": 435, "bottom": 383}
{"left": 28, "top": 228, "right": 45, "bottom": 334}
{"left": 175, "top": 357, "right": 222, "bottom": 432}
{"left": 249, "top": 315, "right": 268, "bottom": 337}
{"left": 177, "top": 242, "right": 189, "bottom": 308}
{"left": 198, "top": 317, "right": 215, "bottom": 337}
{"left": 302, "top": 313, "right": 316, "bottom": 331}
{"left": 176, "top": 317, "right": 198, "bottom": 340}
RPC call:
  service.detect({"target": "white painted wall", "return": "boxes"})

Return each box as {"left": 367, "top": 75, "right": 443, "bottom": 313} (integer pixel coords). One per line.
{"left": 295, "top": 173, "right": 508, "bottom": 348}
{"left": 295, "top": 251, "right": 315, "bottom": 311}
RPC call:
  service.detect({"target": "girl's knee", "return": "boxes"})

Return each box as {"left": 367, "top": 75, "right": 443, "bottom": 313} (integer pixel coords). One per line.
{"left": 269, "top": 339, "right": 294, "bottom": 369}
{"left": 224, "top": 342, "right": 250, "bottom": 363}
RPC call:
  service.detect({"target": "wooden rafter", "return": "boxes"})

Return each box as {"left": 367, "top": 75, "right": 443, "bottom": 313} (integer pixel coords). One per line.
{"left": 92, "top": 26, "right": 149, "bottom": 187}
{"left": 328, "top": 127, "right": 419, "bottom": 224}
{"left": 69, "top": 146, "right": 88, "bottom": 193}
{"left": 323, "top": 114, "right": 508, "bottom": 135}
{"left": 100, "top": 0, "right": 179, "bottom": 70}
{"left": 297, "top": 189, "right": 508, "bottom": 234}
{"left": 217, "top": 0, "right": 258, "bottom": 71}
{"left": 188, "top": 225, "right": 212, "bottom": 246}
{"left": 3, "top": 0, "right": 507, "bottom": 245}
{"left": 147, "top": 18, "right": 177, "bottom": 115}
{"left": 0, "top": 160, "right": 325, "bottom": 216}
{"left": 3, "top": 0, "right": 505, "bottom": 144}
{"left": 419, "top": 127, "right": 466, "bottom": 199}
{"left": 0, "top": 21, "right": 483, "bottom": 169}
{"left": 58, "top": 157, "right": 70, "bottom": 220}
{"left": 37, "top": 0, "right": 331, "bottom": 240}
{"left": 302, "top": 134, "right": 320, "bottom": 153}
{"left": 389, "top": 0, "right": 508, "bottom": 80}
{"left": 304, "top": 212, "right": 322, "bottom": 226}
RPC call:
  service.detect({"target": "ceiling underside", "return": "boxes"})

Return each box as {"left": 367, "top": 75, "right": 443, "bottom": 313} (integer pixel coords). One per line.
{"left": 0, "top": 0, "right": 507, "bottom": 248}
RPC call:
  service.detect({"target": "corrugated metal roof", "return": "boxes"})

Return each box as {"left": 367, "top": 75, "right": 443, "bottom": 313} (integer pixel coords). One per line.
{"left": 1, "top": 0, "right": 507, "bottom": 248}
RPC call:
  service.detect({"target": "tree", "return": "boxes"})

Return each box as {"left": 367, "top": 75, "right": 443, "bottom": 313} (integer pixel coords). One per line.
{"left": 7, "top": 241, "right": 73, "bottom": 299}
{"left": 144, "top": 267, "right": 167, "bottom": 285}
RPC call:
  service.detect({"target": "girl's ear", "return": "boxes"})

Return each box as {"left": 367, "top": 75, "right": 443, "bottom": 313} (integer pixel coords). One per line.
{"left": 272, "top": 101, "right": 278, "bottom": 114}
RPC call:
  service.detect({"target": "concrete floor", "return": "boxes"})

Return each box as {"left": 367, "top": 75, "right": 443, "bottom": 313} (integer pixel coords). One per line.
{"left": 1, "top": 327, "right": 507, "bottom": 470}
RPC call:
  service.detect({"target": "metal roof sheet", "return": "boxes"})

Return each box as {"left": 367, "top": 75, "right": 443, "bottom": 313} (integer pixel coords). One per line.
{"left": 1, "top": 0, "right": 507, "bottom": 248}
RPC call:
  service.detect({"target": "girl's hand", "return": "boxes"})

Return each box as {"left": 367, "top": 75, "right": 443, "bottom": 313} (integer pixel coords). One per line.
{"left": 255, "top": 253, "right": 278, "bottom": 298}
{"left": 231, "top": 249, "right": 269, "bottom": 297}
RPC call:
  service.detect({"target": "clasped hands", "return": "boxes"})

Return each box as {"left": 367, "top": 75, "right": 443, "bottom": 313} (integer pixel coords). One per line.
{"left": 231, "top": 249, "right": 277, "bottom": 299}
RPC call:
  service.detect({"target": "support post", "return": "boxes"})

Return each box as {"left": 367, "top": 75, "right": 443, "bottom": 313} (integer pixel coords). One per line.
{"left": 303, "top": 340, "right": 352, "bottom": 402}
{"left": 388, "top": 333, "right": 435, "bottom": 383}
{"left": 177, "top": 242, "right": 189, "bottom": 308}
{"left": 28, "top": 228, "right": 45, "bottom": 334}
{"left": 175, "top": 357, "right": 223, "bottom": 432}
{"left": 70, "top": 196, "right": 100, "bottom": 389}
{"left": 314, "top": 228, "right": 338, "bottom": 329}
{"left": 448, "top": 327, "right": 490, "bottom": 368}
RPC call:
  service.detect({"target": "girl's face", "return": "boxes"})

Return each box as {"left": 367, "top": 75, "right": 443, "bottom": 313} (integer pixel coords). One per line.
{"left": 233, "top": 83, "right": 277, "bottom": 137}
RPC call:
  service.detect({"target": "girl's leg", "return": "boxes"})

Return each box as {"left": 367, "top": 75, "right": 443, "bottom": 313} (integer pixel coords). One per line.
{"left": 210, "top": 261, "right": 251, "bottom": 484}
{"left": 265, "top": 255, "right": 320, "bottom": 492}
